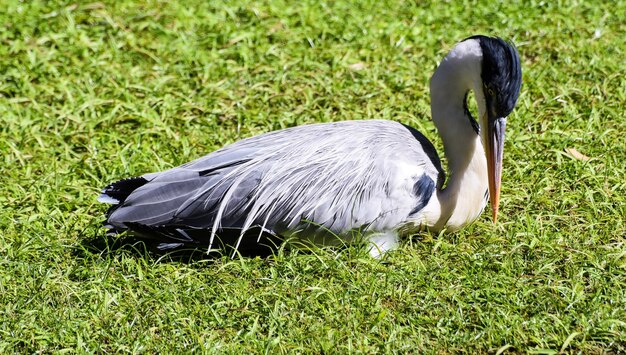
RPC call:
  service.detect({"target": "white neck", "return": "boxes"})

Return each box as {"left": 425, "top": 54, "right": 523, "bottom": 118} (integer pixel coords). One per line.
{"left": 429, "top": 39, "right": 489, "bottom": 231}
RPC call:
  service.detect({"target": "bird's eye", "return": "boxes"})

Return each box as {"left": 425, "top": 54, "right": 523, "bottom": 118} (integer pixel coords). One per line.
{"left": 487, "top": 87, "right": 495, "bottom": 96}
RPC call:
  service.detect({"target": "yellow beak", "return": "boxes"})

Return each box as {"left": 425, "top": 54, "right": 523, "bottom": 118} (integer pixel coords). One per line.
{"left": 486, "top": 117, "right": 506, "bottom": 223}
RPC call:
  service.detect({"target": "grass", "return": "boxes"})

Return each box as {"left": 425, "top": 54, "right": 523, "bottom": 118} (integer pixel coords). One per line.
{"left": 1, "top": 0, "right": 625, "bottom": 352}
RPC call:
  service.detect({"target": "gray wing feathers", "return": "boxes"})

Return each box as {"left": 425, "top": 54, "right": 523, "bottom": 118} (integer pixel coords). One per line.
{"left": 107, "top": 120, "right": 442, "bottom": 241}
{"left": 109, "top": 171, "right": 205, "bottom": 226}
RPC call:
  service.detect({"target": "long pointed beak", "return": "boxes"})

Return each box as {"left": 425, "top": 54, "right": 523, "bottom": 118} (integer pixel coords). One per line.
{"left": 486, "top": 117, "right": 506, "bottom": 223}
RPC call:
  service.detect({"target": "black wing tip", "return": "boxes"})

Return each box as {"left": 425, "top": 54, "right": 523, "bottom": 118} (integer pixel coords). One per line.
{"left": 99, "top": 176, "right": 149, "bottom": 204}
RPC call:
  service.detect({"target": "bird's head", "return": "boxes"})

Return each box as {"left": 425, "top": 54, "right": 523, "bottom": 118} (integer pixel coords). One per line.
{"left": 467, "top": 35, "right": 522, "bottom": 223}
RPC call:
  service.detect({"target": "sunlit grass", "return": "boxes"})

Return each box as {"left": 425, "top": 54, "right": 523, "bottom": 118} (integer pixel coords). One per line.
{"left": 1, "top": 0, "right": 625, "bottom": 352}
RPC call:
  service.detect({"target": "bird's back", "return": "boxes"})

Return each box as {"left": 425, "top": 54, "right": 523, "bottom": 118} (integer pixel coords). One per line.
{"left": 100, "top": 120, "right": 444, "bottom": 251}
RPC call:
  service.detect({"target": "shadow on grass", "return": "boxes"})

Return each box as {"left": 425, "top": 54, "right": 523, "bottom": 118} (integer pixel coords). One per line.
{"left": 74, "top": 218, "right": 403, "bottom": 264}
{"left": 74, "top": 229, "right": 286, "bottom": 264}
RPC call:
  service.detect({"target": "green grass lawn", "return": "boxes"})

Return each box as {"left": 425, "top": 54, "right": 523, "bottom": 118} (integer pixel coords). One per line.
{"left": 2, "top": 0, "right": 625, "bottom": 352}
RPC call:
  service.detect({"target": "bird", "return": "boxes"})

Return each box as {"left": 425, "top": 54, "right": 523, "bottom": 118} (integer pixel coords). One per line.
{"left": 98, "top": 35, "right": 522, "bottom": 258}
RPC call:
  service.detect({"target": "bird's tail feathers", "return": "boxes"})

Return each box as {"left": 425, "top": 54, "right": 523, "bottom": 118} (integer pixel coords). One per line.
{"left": 98, "top": 176, "right": 149, "bottom": 205}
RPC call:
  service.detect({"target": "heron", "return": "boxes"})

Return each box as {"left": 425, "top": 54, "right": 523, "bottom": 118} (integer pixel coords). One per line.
{"left": 98, "top": 35, "right": 522, "bottom": 257}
